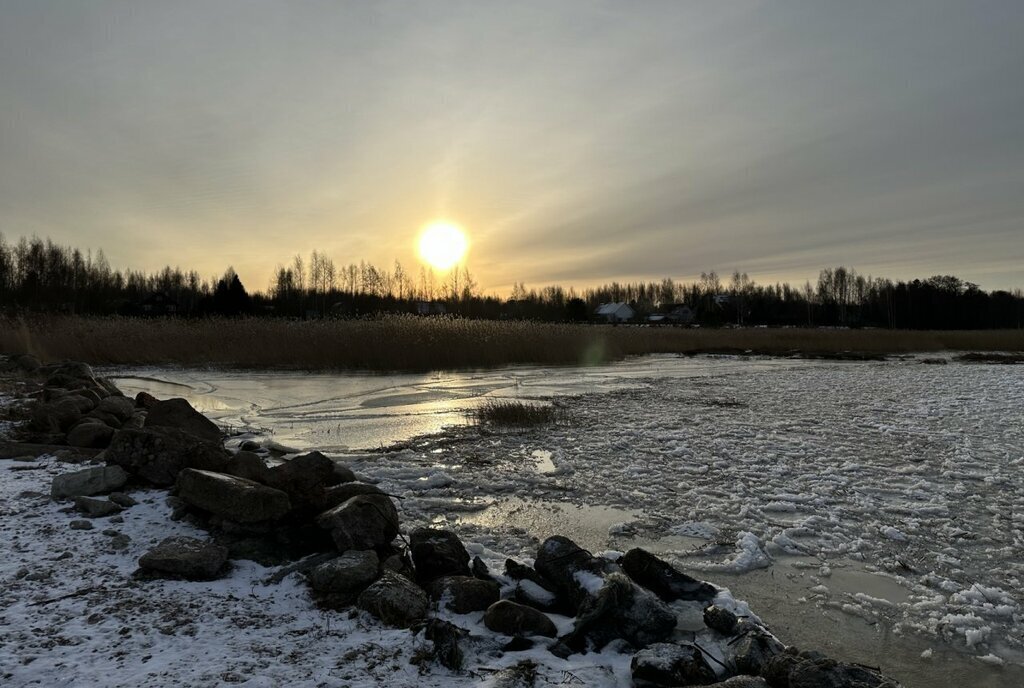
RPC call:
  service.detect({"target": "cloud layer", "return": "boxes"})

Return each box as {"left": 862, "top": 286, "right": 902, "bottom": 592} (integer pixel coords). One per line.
{"left": 1, "top": 1, "right": 1022, "bottom": 292}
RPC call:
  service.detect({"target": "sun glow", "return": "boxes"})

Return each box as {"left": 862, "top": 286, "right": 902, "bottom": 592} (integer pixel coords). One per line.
{"left": 418, "top": 221, "right": 468, "bottom": 271}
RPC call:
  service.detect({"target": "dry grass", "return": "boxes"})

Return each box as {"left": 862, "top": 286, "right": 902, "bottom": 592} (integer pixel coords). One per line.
{"left": 1, "top": 315, "right": 1022, "bottom": 371}
{"left": 472, "top": 399, "right": 560, "bottom": 427}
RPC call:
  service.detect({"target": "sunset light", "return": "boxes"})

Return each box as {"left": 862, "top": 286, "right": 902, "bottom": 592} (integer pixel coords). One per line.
{"left": 417, "top": 221, "right": 468, "bottom": 271}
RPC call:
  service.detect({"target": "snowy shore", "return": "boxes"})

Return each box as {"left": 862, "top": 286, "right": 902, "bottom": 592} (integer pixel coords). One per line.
{"left": 2, "top": 355, "right": 1022, "bottom": 686}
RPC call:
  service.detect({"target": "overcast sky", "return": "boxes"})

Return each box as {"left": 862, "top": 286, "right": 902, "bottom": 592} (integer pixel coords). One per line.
{"left": 1, "top": 1, "right": 1022, "bottom": 293}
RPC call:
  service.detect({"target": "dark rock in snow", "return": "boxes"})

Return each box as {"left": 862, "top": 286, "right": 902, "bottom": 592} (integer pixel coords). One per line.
{"left": 631, "top": 643, "right": 718, "bottom": 687}
{"left": 135, "top": 391, "right": 159, "bottom": 409}
{"left": 307, "top": 549, "right": 379, "bottom": 597}
{"left": 567, "top": 573, "right": 678, "bottom": 651}
{"left": 62, "top": 394, "right": 97, "bottom": 414}
{"left": 425, "top": 619, "right": 466, "bottom": 671}
{"left": 144, "top": 398, "right": 222, "bottom": 443}
{"left": 122, "top": 412, "right": 146, "bottom": 430}
{"left": 471, "top": 555, "right": 493, "bottom": 581}
{"left": 70, "top": 519, "right": 94, "bottom": 530}
{"left": 410, "top": 527, "right": 471, "bottom": 583}
{"left": 316, "top": 494, "right": 399, "bottom": 552}
{"left": 13, "top": 353, "right": 41, "bottom": 372}
{"left": 732, "top": 631, "right": 785, "bottom": 676}
{"left": 483, "top": 600, "right": 558, "bottom": 638}
{"left": 225, "top": 451, "right": 270, "bottom": 483}
{"left": 66, "top": 421, "right": 115, "bottom": 448}
{"left": 97, "top": 395, "right": 135, "bottom": 422}
{"left": 51, "top": 465, "right": 128, "bottom": 499}
{"left": 107, "top": 492, "right": 137, "bottom": 507}
{"left": 763, "top": 648, "right": 895, "bottom": 688}
{"left": 357, "top": 571, "right": 429, "bottom": 627}
{"left": 503, "top": 637, "right": 536, "bottom": 653}
{"left": 534, "top": 536, "right": 612, "bottom": 611}
{"left": 319, "top": 482, "right": 385, "bottom": 510}
{"left": 426, "top": 575, "right": 501, "bottom": 613}
{"left": 333, "top": 462, "right": 356, "bottom": 483}
{"left": 30, "top": 397, "right": 83, "bottom": 433}
{"left": 138, "top": 536, "right": 228, "bottom": 580}
{"left": 505, "top": 559, "right": 566, "bottom": 614}
{"left": 105, "top": 427, "right": 230, "bottom": 486}
{"left": 84, "top": 410, "right": 123, "bottom": 429}
{"left": 177, "top": 468, "right": 292, "bottom": 523}
{"left": 704, "top": 604, "right": 739, "bottom": 635}
{"left": 262, "top": 451, "right": 341, "bottom": 512}
{"left": 620, "top": 548, "right": 717, "bottom": 602}
{"left": 73, "top": 496, "right": 123, "bottom": 517}
{"left": 705, "top": 678, "right": 769, "bottom": 688}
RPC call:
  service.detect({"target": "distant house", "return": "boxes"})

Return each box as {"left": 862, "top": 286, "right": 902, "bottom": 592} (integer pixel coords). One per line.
{"left": 415, "top": 300, "right": 447, "bottom": 316}
{"left": 647, "top": 304, "right": 695, "bottom": 325}
{"left": 667, "top": 304, "right": 695, "bottom": 324}
{"left": 141, "top": 291, "right": 178, "bottom": 316}
{"left": 595, "top": 302, "right": 635, "bottom": 323}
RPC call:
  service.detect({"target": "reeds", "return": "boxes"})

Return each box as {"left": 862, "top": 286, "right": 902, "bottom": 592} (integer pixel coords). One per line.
{"left": 1, "top": 315, "right": 1021, "bottom": 371}
{"left": 472, "top": 399, "right": 560, "bottom": 427}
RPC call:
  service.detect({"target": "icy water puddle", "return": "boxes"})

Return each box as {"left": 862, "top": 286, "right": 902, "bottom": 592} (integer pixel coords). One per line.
{"left": 106, "top": 355, "right": 794, "bottom": 452}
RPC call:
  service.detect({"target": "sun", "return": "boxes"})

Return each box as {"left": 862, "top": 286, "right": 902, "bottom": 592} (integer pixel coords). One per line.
{"left": 418, "top": 221, "right": 468, "bottom": 271}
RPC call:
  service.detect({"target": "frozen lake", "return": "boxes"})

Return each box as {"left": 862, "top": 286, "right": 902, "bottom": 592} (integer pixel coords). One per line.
{"left": 109, "top": 354, "right": 1024, "bottom": 687}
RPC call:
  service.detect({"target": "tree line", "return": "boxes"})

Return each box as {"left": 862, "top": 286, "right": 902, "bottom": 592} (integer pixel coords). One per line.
{"left": 0, "top": 234, "right": 1021, "bottom": 329}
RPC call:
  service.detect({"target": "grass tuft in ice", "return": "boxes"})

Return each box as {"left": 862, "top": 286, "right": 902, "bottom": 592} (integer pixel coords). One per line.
{"left": 472, "top": 399, "right": 560, "bottom": 427}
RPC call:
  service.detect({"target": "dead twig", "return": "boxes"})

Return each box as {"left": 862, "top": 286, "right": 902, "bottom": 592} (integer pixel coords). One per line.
{"left": 29, "top": 586, "right": 100, "bottom": 606}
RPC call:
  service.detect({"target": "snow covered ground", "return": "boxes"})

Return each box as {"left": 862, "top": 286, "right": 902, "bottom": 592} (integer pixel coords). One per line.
{"left": 4, "top": 354, "right": 1023, "bottom": 686}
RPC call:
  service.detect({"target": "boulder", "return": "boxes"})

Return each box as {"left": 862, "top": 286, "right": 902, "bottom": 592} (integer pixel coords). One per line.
{"left": 704, "top": 604, "right": 739, "bottom": 635}
{"left": 705, "top": 678, "right": 769, "bottom": 688}
{"left": 316, "top": 494, "right": 399, "bottom": 552}
{"left": 14, "top": 354, "right": 41, "bottom": 372}
{"left": 73, "top": 496, "right": 123, "bottom": 518}
{"left": 30, "top": 397, "right": 83, "bottom": 433}
{"left": 567, "top": 573, "right": 678, "bottom": 651}
{"left": 334, "top": 462, "right": 357, "bottom": 483}
{"left": 105, "top": 427, "right": 230, "bottom": 486}
{"left": 225, "top": 451, "right": 270, "bottom": 482}
{"left": 97, "top": 395, "right": 135, "bottom": 422}
{"left": 534, "top": 535, "right": 612, "bottom": 611}
{"left": 763, "top": 649, "right": 894, "bottom": 688}
{"left": 732, "top": 631, "right": 785, "bottom": 676}
{"left": 144, "top": 398, "right": 222, "bottom": 443}
{"left": 631, "top": 643, "right": 717, "bottom": 687}
{"left": 620, "top": 548, "right": 717, "bottom": 602}
{"left": 410, "top": 527, "right": 471, "bottom": 583}
{"left": 135, "top": 391, "right": 159, "bottom": 409}
{"left": 483, "top": 600, "right": 557, "bottom": 638}
{"left": 51, "top": 465, "right": 128, "bottom": 499}
{"left": 84, "top": 410, "right": 123, "bottom": 428}
{"left": 70, "top": 519, "right": 93, "bottom": 530}
{"left": 52, "top": 361, "right": 96, "bottom": 380}
{"left": 66, "top": 421, "right": 115, "bottom": 448}
{"left": 138, "top": 536, "right": 228, "bottom": 580}
{"left": 472, "top": 555, "right": 493, "bottom": 581}
{"left": 356, "top": 571, "right": 429, "bottom": 628}
{"left": 307, "top": 550, "right": 380, "bottom": 596}
{"left": 320, "top": 482, "right": 385, "bottom": 510}
{"left": 122, "top": 412, "right": 146, "bottom": 430}
{"left": 262, "top": 451, "right": 341, "bottom": 511}
{"left": 426, "top": 575, "right": 501, "bottom": 614}
{"left": 62, "top": 394, "right": 97, "bottom": 414}
{"left": 176, "top": 469, "right": 291, "bottom": 523}
{"left": 108, "top": 492, "right": 138, "bottom": 508}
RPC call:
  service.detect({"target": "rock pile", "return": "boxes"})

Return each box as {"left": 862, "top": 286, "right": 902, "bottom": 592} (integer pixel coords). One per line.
{"left": 13, "top": 357, "right": 900, "bottom": 687}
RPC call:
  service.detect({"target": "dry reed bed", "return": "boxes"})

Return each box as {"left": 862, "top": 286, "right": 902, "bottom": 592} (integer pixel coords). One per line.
{"left": 1, "top": 316, "right": 1022, "bottom": 371}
